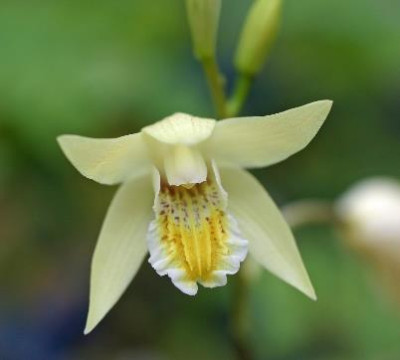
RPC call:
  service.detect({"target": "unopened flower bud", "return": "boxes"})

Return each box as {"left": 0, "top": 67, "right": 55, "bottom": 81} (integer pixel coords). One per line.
{"left": 185, "top": 0, "right": 222, "bottom": 60}
{"left": 336, "top": 178, "right": 400, "bottom": 303}
{"left": 234, "top": 0, "right": 282, "bottom": 76}
{"left": 336, "top": 178, "right": 400, "bottom": 246}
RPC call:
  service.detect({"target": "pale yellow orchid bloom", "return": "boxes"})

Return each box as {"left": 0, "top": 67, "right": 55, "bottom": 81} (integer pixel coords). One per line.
{"left": 58, "top": 100, "right": 332, "bottom": 334}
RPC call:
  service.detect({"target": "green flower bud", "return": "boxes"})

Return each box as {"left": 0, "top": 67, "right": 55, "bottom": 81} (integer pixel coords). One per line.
{"left": 235, "top": 0, "right": 282, "bottom": 75}
{"left": 185, "top": 0, "right": 222, "bottom": 60}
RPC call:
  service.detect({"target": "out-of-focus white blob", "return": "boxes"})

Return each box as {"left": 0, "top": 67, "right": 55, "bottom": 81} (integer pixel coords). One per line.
{"left": 336, "top": 178, "right": 400, "bottom": 249}
{"left": 336, "top": 177, "right": 400, "bottom": 303}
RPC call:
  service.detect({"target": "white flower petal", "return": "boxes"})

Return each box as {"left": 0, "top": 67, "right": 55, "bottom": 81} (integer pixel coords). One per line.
{"left": 84, "top": 173, "right": 154, "bottom": 334}
{"left": 142, "top": 113, "right": 216, "bottom": 146}
{"left": 58, "top": 133, "right": 149, "bottom": 185}
{"left": 219, "top": 166, "right": 316, "bottom": 300}
{"left": 207, "top": 100, "right": 332, "bottom": 168}
{"left": 147, "top": 165, "right": 248, "bottom": 295}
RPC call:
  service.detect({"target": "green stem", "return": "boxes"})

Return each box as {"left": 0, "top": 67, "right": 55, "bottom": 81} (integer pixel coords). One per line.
{"left": 231, "top": 264, "right": 253, "bottom": 360}
{"left": 201, "top": 57, "right": 227, "bottom": 119}
{"left": 201, "top": 58, "right": 254, "bottom": 359}
{"left": 227, "top": 73, "right": 253, "bottom": 117}
{"left": 281, "top": 200, "right": 335, "bottom": 228}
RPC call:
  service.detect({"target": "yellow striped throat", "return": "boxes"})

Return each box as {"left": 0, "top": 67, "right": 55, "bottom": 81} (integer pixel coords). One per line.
{"left": 147, "top": 166, "right": 248, "bottom": 295}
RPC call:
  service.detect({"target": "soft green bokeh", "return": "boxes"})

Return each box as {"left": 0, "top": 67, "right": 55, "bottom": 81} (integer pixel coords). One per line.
{"left": 0, "top": 0, "right": 399, "bottom": 359}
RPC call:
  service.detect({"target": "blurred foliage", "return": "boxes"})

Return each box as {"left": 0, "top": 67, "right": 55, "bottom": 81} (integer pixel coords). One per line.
{"left": 0, "top": 0, "right": 400, "bottom": 359}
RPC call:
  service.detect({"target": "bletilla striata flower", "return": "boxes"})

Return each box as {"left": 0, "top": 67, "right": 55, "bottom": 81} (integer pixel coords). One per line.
{"left": 58, "top": 100, "right": 332, "bottom": 334}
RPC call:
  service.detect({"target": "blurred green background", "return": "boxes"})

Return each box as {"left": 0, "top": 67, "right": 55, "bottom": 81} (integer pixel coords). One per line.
{"left": 0, "top": 0, "right": 400, "bottom": 359}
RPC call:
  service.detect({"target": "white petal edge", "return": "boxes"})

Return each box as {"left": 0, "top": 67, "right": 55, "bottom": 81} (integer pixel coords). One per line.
{"left": 206, "top": 100, "right": 332, "bottom": 168}
{"left": 58, "top": 133, "right": 149, "bottom": 185}
{"left": 84, "top": 173, "right": 154, "bottom": 334}
{"left": 147, "top": 213, "right": 248, "bottom": 295}
{"left": 219, "top": 166, "right": 316, "bottom": 300}
{"left": 142, "top": 113, "right": 216, "bottom": 146}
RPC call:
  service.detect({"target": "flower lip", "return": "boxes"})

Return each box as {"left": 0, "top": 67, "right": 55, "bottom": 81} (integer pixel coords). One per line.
{"left": 142, "top": 112, "right": 216, "bottom": 146}
{"left": 147, "top": 165, "right": 248, "bottom": 295}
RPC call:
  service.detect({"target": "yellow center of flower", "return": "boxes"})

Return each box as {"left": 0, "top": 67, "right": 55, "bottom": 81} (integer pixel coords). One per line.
{"left": 156, "top": 179, "right": 229, "bottom": 282}
{"left": 148, "top": 166, "right": 248, "bottom": 295}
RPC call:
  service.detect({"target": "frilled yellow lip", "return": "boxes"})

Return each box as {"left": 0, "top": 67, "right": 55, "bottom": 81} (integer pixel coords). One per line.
{"left": 148, "top": 173, "right": 248, "bottom": 295}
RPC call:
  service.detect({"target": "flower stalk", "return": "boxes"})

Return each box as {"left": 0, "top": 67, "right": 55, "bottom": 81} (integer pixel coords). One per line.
{"left": 282, "top": 200, "right": 336, "bottom": 229}
{"left": 227, "top": 74, "right": 253, "bottom": 117}
{"left": 201, "top": 57, "right": 228, "bottom": 119}
{"left": 231, "top": 264, "right": 253, "bottom": 360}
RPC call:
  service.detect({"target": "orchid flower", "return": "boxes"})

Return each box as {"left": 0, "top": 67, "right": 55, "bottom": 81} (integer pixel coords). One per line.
{"left": 58, "top": 100, "right": 332, "bottom": 334}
